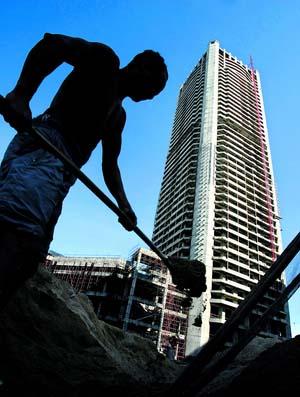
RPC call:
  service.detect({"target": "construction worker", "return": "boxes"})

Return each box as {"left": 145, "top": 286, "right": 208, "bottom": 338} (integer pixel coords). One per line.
{"left": 164, "top": 335, "right": 178, "bottom": 360}
{"left": 0, "top": 33, "right": 168, "bottom": 311}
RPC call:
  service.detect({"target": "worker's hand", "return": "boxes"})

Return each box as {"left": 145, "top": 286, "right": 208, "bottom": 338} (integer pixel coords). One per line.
{"left": 118, "top": 205, "right": 137, "bottom": 231}
{"left": 2, "top": 91, "right": 32, "bottom": 132}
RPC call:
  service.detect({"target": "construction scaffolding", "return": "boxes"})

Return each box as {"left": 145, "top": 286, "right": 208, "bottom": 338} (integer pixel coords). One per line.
{"left": 44, "top": 255, "right": 129, "bottom": 327}
{"left": 250, "top": 57, "right": 277, "bottom": 262}
{"left": 45, "top": 248, "right": 190, "bottom": 360}
{"left": 122, "top": 248, "right": 190, "bottom": 360}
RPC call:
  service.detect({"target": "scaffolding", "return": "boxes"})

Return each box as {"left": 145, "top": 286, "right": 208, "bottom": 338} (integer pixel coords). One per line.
{"left": 124, "top": 249, "right": 190, "bottom": 360}
{"left": 45, "top": 249, "right": 190, "bottom": 360}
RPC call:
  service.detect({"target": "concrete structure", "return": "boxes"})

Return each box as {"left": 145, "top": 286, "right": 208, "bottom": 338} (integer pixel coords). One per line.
{"left": 123, "top": 248, "right": 189, "bottom": 360}
{"left": 152, "top": 40, "right": 291, "bottom": 355}
{"left": 45, "top": 248, "right": 189, "bottom": 360}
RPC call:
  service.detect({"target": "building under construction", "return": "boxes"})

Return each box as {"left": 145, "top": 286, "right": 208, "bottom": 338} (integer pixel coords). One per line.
{"left": 152, "top": 40, "right": 291, "bottom": 355}
{"left": 45, "top": 247, "right": 190, "bottom": 360}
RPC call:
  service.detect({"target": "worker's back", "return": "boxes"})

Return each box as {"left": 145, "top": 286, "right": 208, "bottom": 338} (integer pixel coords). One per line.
{"left": 41, "top": 43, "right": 120, "bottom": 165}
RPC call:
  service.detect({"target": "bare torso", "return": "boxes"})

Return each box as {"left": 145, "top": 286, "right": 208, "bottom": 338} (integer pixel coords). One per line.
{"left": 42, "top": 43, "right": 125, "bottom": 164}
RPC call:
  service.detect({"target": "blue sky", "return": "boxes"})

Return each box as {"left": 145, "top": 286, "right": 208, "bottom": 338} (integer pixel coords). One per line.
{"left": 0, "top": 1, "right": 299, "bottom": 334}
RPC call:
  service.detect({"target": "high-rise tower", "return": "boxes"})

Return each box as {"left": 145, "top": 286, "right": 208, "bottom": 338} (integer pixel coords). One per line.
{"left": 152, "top": 41, "right": 290, "bottom": 355}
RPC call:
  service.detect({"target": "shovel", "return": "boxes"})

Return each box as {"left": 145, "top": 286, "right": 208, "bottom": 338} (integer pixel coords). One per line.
{"left": 0, "top": 94, "right": 206, "bottom": 298}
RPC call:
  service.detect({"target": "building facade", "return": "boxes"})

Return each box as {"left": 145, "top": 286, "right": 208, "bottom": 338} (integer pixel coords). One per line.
{"left": 152, "top": 41, "right": 290, "bottom": 355}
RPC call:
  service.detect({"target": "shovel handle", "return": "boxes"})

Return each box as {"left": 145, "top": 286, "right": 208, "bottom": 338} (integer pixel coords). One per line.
{"left": 32, "top": 127, "right": 167, "bottom": 260}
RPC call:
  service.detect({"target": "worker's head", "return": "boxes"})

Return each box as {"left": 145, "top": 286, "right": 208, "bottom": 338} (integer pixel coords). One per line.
{"left": 122, "top": 50, "right": 168, "bottom": 101}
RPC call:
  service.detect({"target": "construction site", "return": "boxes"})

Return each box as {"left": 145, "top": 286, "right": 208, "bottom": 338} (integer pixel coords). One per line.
{"left": 45, "top": 247, "right": 190, "bottom": 360}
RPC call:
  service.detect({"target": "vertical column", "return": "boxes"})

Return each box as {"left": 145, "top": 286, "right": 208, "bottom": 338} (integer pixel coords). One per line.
{"left": 122, "top": 251, "right": 141, "bottom": 332}
{"left": 186, "top": 41, "right": 219, "bottom": 355}
{"left": 157, "top": 271, "right": 172, "bottom": 351}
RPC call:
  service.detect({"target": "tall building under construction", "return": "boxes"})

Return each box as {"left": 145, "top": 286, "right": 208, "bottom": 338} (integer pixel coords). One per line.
{"left": 152, "top": 41, "right": 291, "bottom": 355}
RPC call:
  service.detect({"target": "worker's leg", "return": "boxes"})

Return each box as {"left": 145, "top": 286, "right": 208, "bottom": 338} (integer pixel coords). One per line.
{"left": 0, "top": 227, "right": 44, "bottom": 312}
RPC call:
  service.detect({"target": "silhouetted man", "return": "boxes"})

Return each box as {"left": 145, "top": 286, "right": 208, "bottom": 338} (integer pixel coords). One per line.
{"left": 0, "top": 33, "right": 168, "bottom": 310}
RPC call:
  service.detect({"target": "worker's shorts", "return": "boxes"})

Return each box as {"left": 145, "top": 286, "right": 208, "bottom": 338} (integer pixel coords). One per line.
{"left": 0, "top": 123, "right": 76, "bottom": 243}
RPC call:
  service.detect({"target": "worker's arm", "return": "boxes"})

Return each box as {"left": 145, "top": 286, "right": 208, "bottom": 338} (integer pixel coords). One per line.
{"left": 4, "top": 33, "right": 116, "bottom": 130}
{"left": 102, "top": 109, "right": 137, "bottom": 231}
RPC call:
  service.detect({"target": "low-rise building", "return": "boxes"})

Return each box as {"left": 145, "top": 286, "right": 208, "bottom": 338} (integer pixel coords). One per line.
{"left": 45, "top": 247, "right": 190, "bottom": 360}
